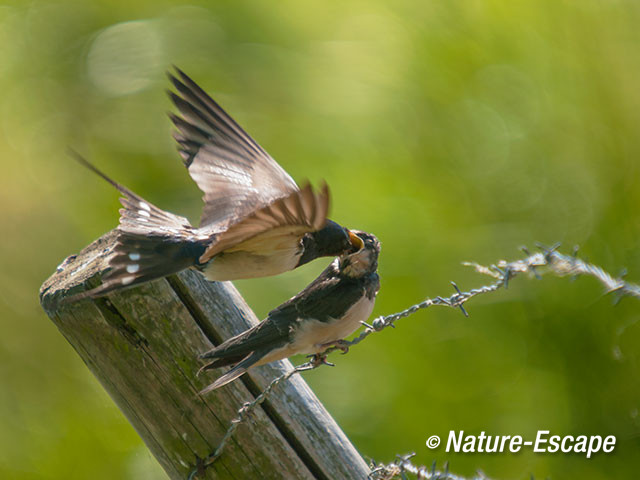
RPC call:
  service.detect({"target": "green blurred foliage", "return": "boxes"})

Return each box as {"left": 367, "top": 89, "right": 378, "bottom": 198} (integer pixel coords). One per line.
{"left": 1, "top": 0, "right": 640, "bottom": 478}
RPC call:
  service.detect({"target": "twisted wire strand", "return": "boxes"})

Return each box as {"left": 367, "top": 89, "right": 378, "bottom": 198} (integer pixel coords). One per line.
{"left": 187, "top": 362, "right": 315, "bottom": 480}
{"left": 369, "top": 453, "right": 489, "bottom": 480}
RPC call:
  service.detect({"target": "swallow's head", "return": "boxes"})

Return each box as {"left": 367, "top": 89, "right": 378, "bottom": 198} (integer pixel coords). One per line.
{"left": 297, "top": 220, "right": 361, "bottom": 266}
{"left": 339, "top": 230, "right": 380, "bottom": 278}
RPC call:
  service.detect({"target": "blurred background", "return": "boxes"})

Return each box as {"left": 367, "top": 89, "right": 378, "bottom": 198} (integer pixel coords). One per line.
{"left": 1, "top": 0, "right": 640, "bottom": 479}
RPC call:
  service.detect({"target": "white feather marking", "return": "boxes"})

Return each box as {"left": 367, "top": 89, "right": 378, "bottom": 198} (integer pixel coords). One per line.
{"left": 138, "top": 209, "right": 151, "bottom": 217}
{"left": 121, "top": 275, "right": 135, "bottom": 285}
{"left": 129, "top": 253, "right": 141, "bottom": 261}
{"left": 126, "top": 264, "right": 140, "bottom": 273}
{"left": 139, "top": 202, "right": 151, "bottom": 211}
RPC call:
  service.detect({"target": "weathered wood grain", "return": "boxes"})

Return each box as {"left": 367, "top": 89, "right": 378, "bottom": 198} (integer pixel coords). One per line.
{"left": 40, "top": 230, "right": 371, "bottom": 480}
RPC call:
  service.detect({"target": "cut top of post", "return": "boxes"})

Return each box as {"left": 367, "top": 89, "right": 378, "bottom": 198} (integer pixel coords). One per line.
{"left": 40, "top": 230, "right": 371, "bottom": 480}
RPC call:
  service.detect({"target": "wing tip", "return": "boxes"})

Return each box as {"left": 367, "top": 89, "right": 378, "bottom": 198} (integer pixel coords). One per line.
{"left": 314, "top": 180, "right": 330, "bottom": 229}
{"left": 166, "top": 65, "right": 188, "bottom": 87}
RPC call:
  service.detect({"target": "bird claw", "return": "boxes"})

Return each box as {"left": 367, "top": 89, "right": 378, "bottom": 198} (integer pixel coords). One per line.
{"left": 317, "top": 339, "right": 350, "bottom": 355}
{"left": 307, "top": 354, "right": 335, "bottom": 367}
{"left": 306, "top": 340, "right": 352, "bottom": 367}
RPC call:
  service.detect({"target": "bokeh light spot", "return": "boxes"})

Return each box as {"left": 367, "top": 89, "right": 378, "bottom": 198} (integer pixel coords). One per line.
{"left": 87, "top": 20, "right": 163, "bottom": 96}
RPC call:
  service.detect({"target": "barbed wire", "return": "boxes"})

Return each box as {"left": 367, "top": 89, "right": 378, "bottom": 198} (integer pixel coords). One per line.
{"left": 188, "top": 243, "right": 639, "bottom": 479}
{"left": 464, "top": 243, "right": 640, "bottom": 301}
{"left": 369, "top": 453, "right": 489, "bottom": 480}
{"left": 187, "top": 362, "right": 316, "bottom": 480}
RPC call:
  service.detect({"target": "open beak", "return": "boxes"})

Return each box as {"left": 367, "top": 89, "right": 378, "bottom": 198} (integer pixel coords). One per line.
{"left": 348, "top": 230, "right": 364, "bottom": 252}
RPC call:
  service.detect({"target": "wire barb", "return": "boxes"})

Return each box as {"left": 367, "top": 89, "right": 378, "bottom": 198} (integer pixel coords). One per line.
{"left": 187, "top": 361, "right": 316, "bottom": 479}
{"left": 368, "top": 453, "right": 489, "bottom": 480}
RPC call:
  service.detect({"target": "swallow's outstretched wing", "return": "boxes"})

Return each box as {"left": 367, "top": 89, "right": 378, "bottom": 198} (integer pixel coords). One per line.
{"left": 168, "top": 68, "right": 302, "bottom": 229}
{"left": 199, "top": 182, "right": 329, "bottom": 262}
{"left": 169, "top": 68, "right": 332, "bottom": 262}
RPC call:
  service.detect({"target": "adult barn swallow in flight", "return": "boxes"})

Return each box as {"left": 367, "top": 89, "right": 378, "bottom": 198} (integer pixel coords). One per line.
{"left": 198, "top": 231, "right": 380, "bottom": 393}
{"left": 65, "top": 69, "right": 359, "bottom": 302}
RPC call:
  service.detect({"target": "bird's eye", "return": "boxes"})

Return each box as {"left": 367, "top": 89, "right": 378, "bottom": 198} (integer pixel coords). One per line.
{"left": 348, "top": 231, "right": 364, "bottom": 251}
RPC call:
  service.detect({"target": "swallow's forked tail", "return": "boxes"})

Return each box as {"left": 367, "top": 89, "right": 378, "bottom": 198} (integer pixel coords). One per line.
{"left": 61, "top": 151, "right": 207, "bottom": 305}
{"left": 198, "top": 351, "right": 265, "bottom": 394}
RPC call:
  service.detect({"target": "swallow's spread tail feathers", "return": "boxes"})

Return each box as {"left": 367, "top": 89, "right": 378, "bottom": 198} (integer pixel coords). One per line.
{"left": 62, "top": 152, "right": 207, "bottom": 305}
{"left": 62, "top": 232, "right": 207, "bottom": 305}
{"left": 69, "top": 149, "right": 194, "bottom": 234}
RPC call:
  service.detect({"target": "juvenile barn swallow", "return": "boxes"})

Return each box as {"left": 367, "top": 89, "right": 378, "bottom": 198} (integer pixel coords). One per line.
{"left": 198, "top": 231, "right": 380, "bottom": 393}
{"left": 65, "top": 69, "right": 359, "bottom": 302}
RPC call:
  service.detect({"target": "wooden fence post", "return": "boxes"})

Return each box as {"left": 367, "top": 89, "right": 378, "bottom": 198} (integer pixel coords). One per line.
{"left": 39, "top": 230, "right": 372, "bottom": 480}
